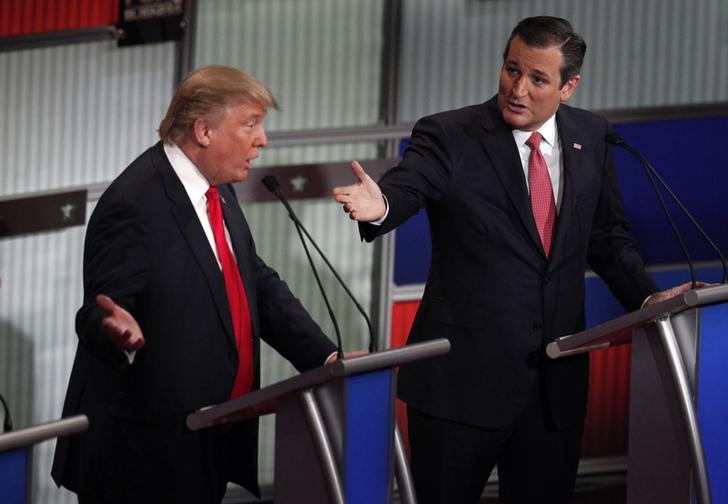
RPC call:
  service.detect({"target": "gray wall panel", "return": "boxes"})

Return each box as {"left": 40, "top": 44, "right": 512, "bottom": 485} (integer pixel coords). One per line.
{"left": 398, "top": 0, "right": 728, "bottom": 121}
{"left": 0, "top": 40, "right": 175, "bottom": 197}
{"left": 195, "top": 0, "right": 384, "bottom": 131}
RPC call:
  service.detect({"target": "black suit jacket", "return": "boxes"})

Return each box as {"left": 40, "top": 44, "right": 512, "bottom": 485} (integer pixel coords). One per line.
{"left": 52, "top": 142, "right": 336, "bottom": 501}
{"left": 363, "top": 97, "right": 656, "bottom": 429}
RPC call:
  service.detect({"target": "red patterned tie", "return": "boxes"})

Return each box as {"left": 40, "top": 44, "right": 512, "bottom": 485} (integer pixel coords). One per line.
{"left": 526, "top": 132, "right": 557, "bottom": 257}
{"left": 206, "top": 186, "right": 253, "bottom": 398}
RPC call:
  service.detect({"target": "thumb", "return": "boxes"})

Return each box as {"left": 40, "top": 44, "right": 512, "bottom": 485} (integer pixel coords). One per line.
{"left": 96, "top": 294, "right": 117, "bottom": 313}
{"left": 351, "top": 160, "right": 370, "bottom": 182}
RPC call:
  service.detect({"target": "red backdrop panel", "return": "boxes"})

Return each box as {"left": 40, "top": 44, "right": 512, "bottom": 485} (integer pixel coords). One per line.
{"left": 0, "top": 0, "right": 119, "bottom": 37}
{"left": 390, "top": 299, "right": 630, "bottom": 457}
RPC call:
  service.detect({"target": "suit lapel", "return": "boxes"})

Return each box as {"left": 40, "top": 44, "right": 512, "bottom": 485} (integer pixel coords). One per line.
{"left": 479, "top": 101, "right": 545, "bottom": 255}
{"left": 151, "top": 144, "right": 237, "bottom": 350}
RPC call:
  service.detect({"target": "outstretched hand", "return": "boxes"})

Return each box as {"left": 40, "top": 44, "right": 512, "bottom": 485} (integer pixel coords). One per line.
{"left": 643, "top": 281, "right": 711, "bottom": 307}
{"left": 332, "top": 160, "right": 386, "bottom": 222}
{"left": 96, "top": 294, "right": 145, "bottom": 352}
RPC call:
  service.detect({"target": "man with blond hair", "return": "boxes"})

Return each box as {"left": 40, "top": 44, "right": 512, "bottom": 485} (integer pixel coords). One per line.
{"left": 52, "top": 65, "right": 337, "bottom": 503}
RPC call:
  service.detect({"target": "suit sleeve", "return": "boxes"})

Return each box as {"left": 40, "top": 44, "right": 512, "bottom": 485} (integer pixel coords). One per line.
{"left": 75, "top": 191, "right": 152, "bottom": 368}
{"left": 252, "top": 251, "right": 337, "bottom": 372}
{"left": 360, "top": 115, "right": 454, "bottom": 242}
{"left": 587, "top": 123, "right": 658, "bottom": 311}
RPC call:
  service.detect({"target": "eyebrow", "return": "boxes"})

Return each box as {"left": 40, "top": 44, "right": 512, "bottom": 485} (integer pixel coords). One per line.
{"left": 530, "top": 69, "right": 550, "bottom": 80}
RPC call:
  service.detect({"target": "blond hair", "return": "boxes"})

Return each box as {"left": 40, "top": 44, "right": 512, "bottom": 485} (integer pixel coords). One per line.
{"left": 158, "top": 65, "right": 279, "bottom": 143}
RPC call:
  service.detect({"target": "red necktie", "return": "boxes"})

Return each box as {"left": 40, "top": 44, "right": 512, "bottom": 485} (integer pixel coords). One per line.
{"left": 206, "top": 186, "right": 253, "bottom": 398}
{"left": 526, "top": 132, "right": 557, "bottom": 257}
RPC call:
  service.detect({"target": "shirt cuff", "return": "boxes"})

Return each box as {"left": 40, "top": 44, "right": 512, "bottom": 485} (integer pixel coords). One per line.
{"left": 368, "top": 194, "right": 389, "bottom": 226}
{"left": 640, "top": 293, "right": 655, "bottom": 309}
{"left": 324, "top": 351, "right": 338, "bottom": 365}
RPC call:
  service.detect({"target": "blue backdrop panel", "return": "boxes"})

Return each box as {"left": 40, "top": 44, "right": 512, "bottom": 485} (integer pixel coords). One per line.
{"left": 697, "top": 303, "right": 728, "bottom": 504}
{"left": 344, "top": 370, "right": 394, "bottom": 504}
{"left": 612, "top": 116, "right": 728, "bottom": 266}
{"left": 0, "top": 447, "right": 30, "bottom": 504}
{"left": 392, "top": 115, "right": 728, "bottom": 286}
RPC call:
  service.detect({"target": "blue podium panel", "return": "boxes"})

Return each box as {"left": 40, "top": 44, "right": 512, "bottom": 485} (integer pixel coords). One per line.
{"left": 344, "top": 369, "right": 395, "bottom": 504}
{"left": 698, "top": 303, "right": 728, "bottom": 504}
{"left": 0, "top": 447, "right": 30, "bottom": 504}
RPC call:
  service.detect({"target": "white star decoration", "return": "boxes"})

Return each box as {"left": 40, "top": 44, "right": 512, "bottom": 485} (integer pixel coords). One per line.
{"left": 290, "top": 175, "right": 307, "bottom": 192}
{"left": 60, "top": 202, "right": 76, "bottom": 221}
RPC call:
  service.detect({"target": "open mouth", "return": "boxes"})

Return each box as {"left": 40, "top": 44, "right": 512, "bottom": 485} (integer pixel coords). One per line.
{"left": 508, "top": 101, "right": 528, "bottom": 112}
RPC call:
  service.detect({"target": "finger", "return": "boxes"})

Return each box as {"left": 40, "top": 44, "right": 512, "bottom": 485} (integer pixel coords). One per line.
{"left": 127, "top": 334, "right": 145, "bottom": 352}
{"left": 332, "top": 185, "right": 353, "bottom": 196}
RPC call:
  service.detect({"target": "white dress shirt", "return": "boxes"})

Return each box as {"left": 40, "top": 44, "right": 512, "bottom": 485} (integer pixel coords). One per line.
{"left": 511, "top": 114, "right": 563, "bottom": 212}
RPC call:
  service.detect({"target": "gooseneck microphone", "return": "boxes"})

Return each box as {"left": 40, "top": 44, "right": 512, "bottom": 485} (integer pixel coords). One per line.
{"left": 263, "top": 175, "right": 377, "bottom": 356}
{"left": 262, "top": 175, "right": 377, "bottom": 353}
{"left": 606, "top": 132, "right": 727, "bottom": 284}
{"left": 261, "top": 175, "right": 343, "bottom": 359}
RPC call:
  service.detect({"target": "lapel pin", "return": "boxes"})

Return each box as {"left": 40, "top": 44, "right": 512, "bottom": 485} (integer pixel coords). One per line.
{"left": 573, "top": 143, "right": 582, "bottom": 150}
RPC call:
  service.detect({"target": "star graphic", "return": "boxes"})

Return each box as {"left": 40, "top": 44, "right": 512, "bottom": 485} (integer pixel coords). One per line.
{"left": 289, "top": 175, "right": 307, "bottom": 193}
{"left": 60, "top": 202, "right": 76, "bottom": 222}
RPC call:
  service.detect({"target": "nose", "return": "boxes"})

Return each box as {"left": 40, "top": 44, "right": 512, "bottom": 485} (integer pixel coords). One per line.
{"left": 512, "top": 76, "right": 528, "bottom": 97}
{"left": 256, "top": 127, "right": 268, "bottom": 149}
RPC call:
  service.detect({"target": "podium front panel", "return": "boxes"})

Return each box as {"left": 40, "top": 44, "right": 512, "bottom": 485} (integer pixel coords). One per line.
{"left": 697, "top": 303, "right": 728, "bottom": 503}
{"left": 343, "top": 369, "right": 395, "bottom": 504}
{"left": 0, "top": 447, "right": 31, "bottom": 504}
{"left": 627, "top": 324, "right": 692, "bottom": 503}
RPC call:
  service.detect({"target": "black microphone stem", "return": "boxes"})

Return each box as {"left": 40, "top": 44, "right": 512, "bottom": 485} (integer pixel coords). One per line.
{"left": 622, "top": 143, "right": 697, "bottom": 287}
{"left": 292, "top": 219, "right": 344, "bottom": 360}
{"left": 292, "top": 219, "right": 376, "bottom": 352}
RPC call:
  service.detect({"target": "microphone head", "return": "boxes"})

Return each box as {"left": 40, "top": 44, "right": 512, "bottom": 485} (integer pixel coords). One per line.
{"left": 605, "top": 132, "right": 625, "bottom": 146}
{"left": 262, "top": 175, "right": 281, "bottom": 193}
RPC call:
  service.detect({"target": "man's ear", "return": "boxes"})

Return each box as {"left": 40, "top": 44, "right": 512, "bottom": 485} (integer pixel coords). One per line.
{"left": 560, "top": 74, "right": 581, "bottom": 102}
{"left": 191, "top": 117, "right": 212, "bottom": 147}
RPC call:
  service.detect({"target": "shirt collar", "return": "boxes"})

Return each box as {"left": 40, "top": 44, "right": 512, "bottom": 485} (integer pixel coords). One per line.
{"left": 163, "top": 142, "right": 211, "bottom": 204}
{"left": 512, "top": 114, "right": 558, "bottom": 148}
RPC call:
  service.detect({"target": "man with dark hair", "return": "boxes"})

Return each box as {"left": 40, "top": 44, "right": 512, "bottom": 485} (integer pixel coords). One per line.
{"left": 52, "top": 65, "right": 337, "bottom": 503}
{"left": 334, "top": 16, "right": 692, "bottom": 503}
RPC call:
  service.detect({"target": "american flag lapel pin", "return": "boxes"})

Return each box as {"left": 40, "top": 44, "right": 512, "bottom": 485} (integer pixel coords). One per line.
{"left": 573, "top": 143, "right": 582, "bottom": 150}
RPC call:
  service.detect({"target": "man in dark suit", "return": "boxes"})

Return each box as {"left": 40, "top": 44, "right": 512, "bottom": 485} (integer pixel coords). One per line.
{"left": 52, "top": 65, "right": 337, "bottom": 503}
{"left": 333, "top": 16, "right": 692, "bottom": 503}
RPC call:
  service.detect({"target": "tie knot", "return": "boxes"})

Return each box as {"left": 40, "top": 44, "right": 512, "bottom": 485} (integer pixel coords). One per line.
{"left": 526, "top": 131, "right": 543, "bottom": 151}
{"left": 206, "top": 185, "right": 219, "bottom": 200}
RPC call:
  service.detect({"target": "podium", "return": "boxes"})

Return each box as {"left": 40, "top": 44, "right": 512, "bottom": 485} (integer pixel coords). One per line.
{"left": 0, "top": 415, "right": 88, "bottom": 504}
{"left": 187, "top": 338, "right": 450, "bottom": 504}
{"left": 546, "top": 284, "right": 728, "bottom": 504}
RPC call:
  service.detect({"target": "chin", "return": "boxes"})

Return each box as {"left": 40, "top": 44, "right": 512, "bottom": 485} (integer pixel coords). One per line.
{"left": 503, "top": 112, "right": 528, "bottom": 130}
